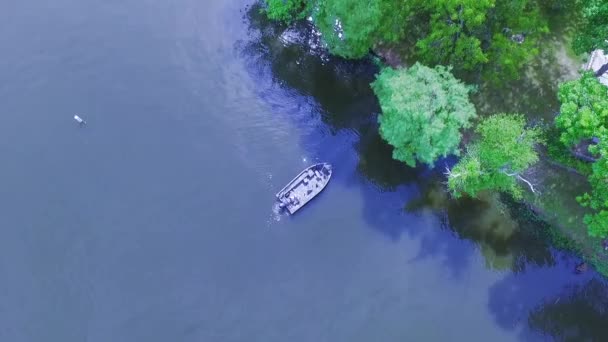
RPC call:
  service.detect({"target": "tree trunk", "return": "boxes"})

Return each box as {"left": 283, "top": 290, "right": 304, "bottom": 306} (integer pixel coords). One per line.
{"left": 595, "top": 62, "right": 608, "bottom": 77}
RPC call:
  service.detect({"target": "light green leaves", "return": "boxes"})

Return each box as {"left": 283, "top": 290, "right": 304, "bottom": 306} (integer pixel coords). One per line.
{"left": 555, "top": 72, "right": 608, "bottom": 147}
{"left": 448, "top": 114, "right": 542, "bottom": 199}
{"left": 265, "top": 0, "right": 547, "bottom": 77}
{"left": 265, "top": 0, "right": 409, "bottom": 59}
{"left": 372, "top": 63, "right": 477, "bottom": 167}
{"left": 313, "top": 0, "right": 409, "bottom": 59}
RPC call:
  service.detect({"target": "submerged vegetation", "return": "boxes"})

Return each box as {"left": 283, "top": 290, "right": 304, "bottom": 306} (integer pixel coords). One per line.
{"left": 262, "top": 0, "right": 608, "bottom": 269}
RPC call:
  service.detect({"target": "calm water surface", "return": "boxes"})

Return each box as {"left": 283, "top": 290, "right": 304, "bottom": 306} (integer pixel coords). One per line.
{"left": 0, "top": 1, "right": 606, "bottom": 341}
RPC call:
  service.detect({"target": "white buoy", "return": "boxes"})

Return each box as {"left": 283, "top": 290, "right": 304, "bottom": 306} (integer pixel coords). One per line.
{"left": 74, "top": 114, "right": 86, "bottom": 125}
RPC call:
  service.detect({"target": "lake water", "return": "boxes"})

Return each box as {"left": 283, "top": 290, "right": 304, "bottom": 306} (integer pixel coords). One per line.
{"left": 0, "top": 0, "right": 606, "bottom": 341}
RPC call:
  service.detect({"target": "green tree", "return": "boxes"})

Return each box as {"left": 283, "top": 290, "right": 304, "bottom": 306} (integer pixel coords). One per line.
{"left": 579, "top": 140, "right": 608, "bottom": 237}
{"left": 313, "top": 0, "right": 409, "bottom": 58}
{"left": 573, "top": 0, "right": 608, "bottom": 55}
{"left": 264, "top": 0, "right": 308, "bottom": 22}
{"left": 414, "top": 0, "right": 547, "bottom": 78}
{"left": 415, "top": 0, "right": 493, "bottom": 70}
{"left": 264, "top": 0, "right": 410, "bottom": 59}
{"left": 494, "top": 1, "right": 547, "bottom": 72}
{"left": 448, "top": 114, "right": 542, "bottom": 199}
{"left": 555, "top": 72, "right": 608, "bottom": 147}
{"left": 265, "top": 0, "right": 547, "bottom": 74}
{"left": 372, "top": 63, "right": 477, "bottom": 167}
{"left": 556, "top": 73, "right": 608, "bottom": 237}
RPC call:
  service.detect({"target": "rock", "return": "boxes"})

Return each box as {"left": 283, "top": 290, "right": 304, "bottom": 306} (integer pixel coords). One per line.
{"left": 575, "top": 262, "right": 588, "bottom": 274}
{"left": 511, "top": 34, "right": 525, "bottom": 44}
{"left": 279, "top": 28, "right": 305, "bottom": 46}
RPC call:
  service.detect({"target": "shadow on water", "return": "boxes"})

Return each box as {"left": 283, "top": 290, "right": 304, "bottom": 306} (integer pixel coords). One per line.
{"left": 528, "top": 278, "right": 608, "bottom": 340}
{"left": 405, "top": 181, "right": 557, "bottom": 275}
{"left": 238, "top": 3, "right": 379, "bottom": 133}
{"left": 488, "top": 259, "right": 608, "bottom": 340}
{"left": 238, "top": 1, "right": 581, "bottom": 271}
{"left": 239, "top": 3, "right": 465, "bottom": 251}
{"left": 240, "top": 3, "right": 545, "bottom": 278}
{"left": 239, "top": 4, "right": 608, "bottom": 336}
{"left": 355, "top": 124, "right": 425, "bottom": 192}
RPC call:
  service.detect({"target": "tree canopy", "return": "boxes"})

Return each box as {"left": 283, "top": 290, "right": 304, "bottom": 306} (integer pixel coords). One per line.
{"left": 555, "top": 72, "right": 608, "bottom": 147}
{"left": 312, "top": 0, "right": 409, "bottom": 58}
{"left": 263, "top": 0, "right": 608, "bottom": 240}
{"left": 554, "top": 72, "right": 608, "bottom": 238}
{"left": 264, "top": 0, "right": 409, "bottom": 59}
{"left": 579, "top": 140, "right": 608, "bottom": 238}
{"left": 264, "top": 0, "right": 547, "bottom": 74}
{"left": 448, "top": 113, "right": 542, "bottom": 199}
{"left": 573, "top": 0, "right": 608, "bottom": 55}
{"left": 415, "top": 0, "right": 547, "bottom": 78}
{"left": 372, "top": 63, "right": 477, "bottom": 167}
{"left": 264, "top": 0, "right": 307, "bottom": 22}
{"left": 415, "top": 0, "right": 493, "bottom": 70}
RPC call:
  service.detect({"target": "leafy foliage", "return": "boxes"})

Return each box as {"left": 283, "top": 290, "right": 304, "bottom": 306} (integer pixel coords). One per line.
{"left": 264, "top": 0, "right": 308, "bottom": 22}
{"left": 264, "top": 0, "right": 547, "bottom": 74}
{"left": 372, "top": 63, "right": 477, "bottom": 167}
{"left": 573, "top": 0, "right": 608, "bottom": 54}
{"left": 264, "top": 0, "right": 409, "bottom": 58}
{"left": 313, "top": 0, "right": 410, "bottom": 58}
{"left": 415, "top": 0, "right": 493, "bottom": 69}
{"left": 415, "top": 0, "right": 548, "bottom": 78}
{"left": 448, "top": 114, "right": 542, "bottom": 199}
{"left": 546, "top": 127, "right": 593, "bottom": 175}
{"left": 579, "top": 140, "right": 608, "bottom": 238}
{"left": 554, "top": 69, "right": 608, "bottom": 238}
{"left": 555, "top": 72, "right": 608, "bottom": 147}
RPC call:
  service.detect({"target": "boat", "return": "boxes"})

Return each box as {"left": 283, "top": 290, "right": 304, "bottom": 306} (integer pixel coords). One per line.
{"left": 74, "top": 114, "right": 86, "bottom": 125}
{"left": 276, "top": 163, "right": 332, "bottom": 214}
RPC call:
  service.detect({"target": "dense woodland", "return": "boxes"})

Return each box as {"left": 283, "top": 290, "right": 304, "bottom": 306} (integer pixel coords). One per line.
{"left": 264, "top": 0, "right": 608, "bottom": 238}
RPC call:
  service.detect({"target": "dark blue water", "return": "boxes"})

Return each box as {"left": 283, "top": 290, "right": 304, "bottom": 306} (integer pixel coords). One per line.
{"left": 0, "top": 1, "right": 606, "bottom": 341}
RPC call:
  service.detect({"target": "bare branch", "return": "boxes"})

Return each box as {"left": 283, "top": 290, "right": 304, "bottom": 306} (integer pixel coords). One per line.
{"left": 444, "top": 166, "right": 461, "bottom": 178}
{"left": 517, "top": 175, "right": 537, "bottom": 194}
{"left": 500, "top": 170, "right": 538, "bottom": 194}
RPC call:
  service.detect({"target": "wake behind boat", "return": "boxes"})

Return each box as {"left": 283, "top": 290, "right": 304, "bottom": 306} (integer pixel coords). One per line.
{"left": 276, "top": 163, "right": 332, "bottom": 214}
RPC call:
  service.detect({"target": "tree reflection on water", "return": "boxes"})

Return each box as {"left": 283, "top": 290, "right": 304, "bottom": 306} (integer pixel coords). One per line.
{"left": 528, "top": 278, "right": 608, "bottom": 340}
{"left": 405, "top": 180, "right": 557, "bottom": 273}
{"left": 241, "top": 4, "right": 606, "bottom": 339}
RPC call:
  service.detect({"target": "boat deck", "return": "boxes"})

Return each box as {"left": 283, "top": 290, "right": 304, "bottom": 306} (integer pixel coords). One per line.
{"left": 277, "top": 163, "right": 332, "bottom": 214}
